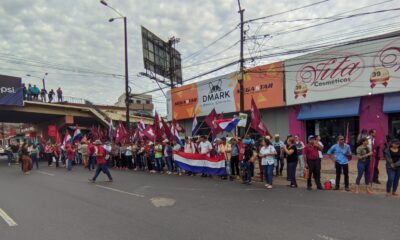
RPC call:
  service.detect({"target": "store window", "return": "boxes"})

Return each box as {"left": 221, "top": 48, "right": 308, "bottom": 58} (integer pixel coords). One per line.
{"left": 136, "top": 100, "right": 141, "bottom": 104}
{"left": 306, "top": 117, "right": 359, "bottom": 152}
{"left": 146, "top": 100, "right": 151, "bottom": 104}
{"left": 389, "top": 114, "right": 400, "bottom": 139}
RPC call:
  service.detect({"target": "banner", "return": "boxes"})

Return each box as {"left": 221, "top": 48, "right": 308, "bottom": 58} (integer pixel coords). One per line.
{"left": 237, "top": 113, "right": 248, "bottom": 127}
{"left": 173, "top": 151, "right": 226, "bottom": 175}
{"left": 285, "top": 35, "right": 400, "bottom": 105}
{"left": 48, "top": 125, "right": 57, "bottom": 137}
{"left": 169, "top": 62, "right": 285, "bottom": 120}
{"left": 0, "top": 74, "right": 23, "bottom": 106}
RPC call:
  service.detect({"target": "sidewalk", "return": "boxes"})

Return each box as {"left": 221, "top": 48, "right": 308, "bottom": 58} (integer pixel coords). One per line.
{"left": 253, "top": 158, "right": 394, "bottom": 196}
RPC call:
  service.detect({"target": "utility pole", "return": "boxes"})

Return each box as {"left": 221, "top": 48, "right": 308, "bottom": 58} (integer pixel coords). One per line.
{"left": 124, "top": 16, "right": 130, "bottom": 127}
{"left": 238, "top": 0, "right": 245, "bottom": 137}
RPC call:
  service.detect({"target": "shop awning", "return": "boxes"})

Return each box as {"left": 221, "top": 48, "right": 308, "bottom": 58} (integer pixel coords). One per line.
{"left": 298, "top": 97, "right": 360, "bottom": 120}
{"left": 383, "top": 92, "right": 400, "bottom": 113}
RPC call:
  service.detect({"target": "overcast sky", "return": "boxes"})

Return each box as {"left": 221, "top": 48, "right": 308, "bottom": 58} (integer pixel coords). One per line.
{"left": 1, "top": 0, "right": 399, "bottom": 116}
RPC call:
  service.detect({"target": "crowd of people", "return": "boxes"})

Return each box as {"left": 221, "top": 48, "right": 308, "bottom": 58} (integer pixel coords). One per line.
{"left": 22, "top": 83, "right": 63, "bottom": 103}
{"left": 4, "top": 128, "right": 400, "bottom": 197}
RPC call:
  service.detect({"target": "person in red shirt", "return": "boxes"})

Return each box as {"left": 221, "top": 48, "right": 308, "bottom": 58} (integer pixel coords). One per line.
{"left": 65, "top": 143, "right": 75, "bottom": 171}
{"left": 88, "top": 141, "right": 96, "bottom": 171}
{"left": 89, "top": 140, "right": 113, "bottom": 182}
{"left": 303, "top": 135, "right": 323, "bottom": 190}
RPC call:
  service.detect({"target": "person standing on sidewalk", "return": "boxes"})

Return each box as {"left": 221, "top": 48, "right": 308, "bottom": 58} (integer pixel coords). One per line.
{"left": 294, "top": 135, "right": 305, "bottom": 177}
{"left": 229, "top": 138, "right": 240, "bottom": 180}
{"left": 327, "top": 136, "right": 352, "bottom": 191}
{"left": 259, "top": 138, "right": 277, "bottom": 189}
{"left": 283, "top": 136, "right": 298, "bottom": 188}
{"left": 355, "top": 137, "right": 373, "bottom": 194}
{"left": 384, "top": 139, "right": 400, "bottom": 197}
{"left": 304, "top": 135, "right": 323, "bottom": 190}
{"left": 272, "top": 134, "right": 285, "bottom": 176}
{"left": 89, "top": 140, "right": 113, "bottom": 183}
{"left": 368, "top": 129, "right": 381, "bottom": 184}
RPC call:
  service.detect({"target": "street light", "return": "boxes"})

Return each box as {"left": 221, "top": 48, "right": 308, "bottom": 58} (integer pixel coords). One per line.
{"left": 100, "top": 0, "right": 130, "bottom": 127}
{"left": 26, "top": 72, "right": 48, "bottom": 90}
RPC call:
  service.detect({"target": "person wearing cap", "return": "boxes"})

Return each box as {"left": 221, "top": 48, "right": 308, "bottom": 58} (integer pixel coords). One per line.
{"left": 384, "top": 139, "right": 400, "bottom": 197}
{"left": 218, "top": 137, "right": 231, "bottom": 180}
{"left": 272, "top": 134, "right": 285, "bottom": 176}
{"left": 303, "top": 135, "right": 323, "bottom": 190}
{"left": 89, "top": 140, "right": 113, "bottom": 182}
{"left": 327, "top": 135, "right": 352, "bottom": 191}
{"left": 241, "top": 140, "right": 254, "bottom": 184}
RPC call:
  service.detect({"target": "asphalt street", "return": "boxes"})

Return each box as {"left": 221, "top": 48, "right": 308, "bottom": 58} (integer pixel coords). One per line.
{"left": 0, "top": 156, "right": 399, "bottom": 240}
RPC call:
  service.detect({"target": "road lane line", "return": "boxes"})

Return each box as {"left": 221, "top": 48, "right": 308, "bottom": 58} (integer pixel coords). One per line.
{"left": 95, "top": 185, "right": 145, "bottom": 198}
{"left": 37, "top": 171, "right": 55, "bottom": 176}
{"left": 0, "top": 208, "right": 18, "bottom": 227}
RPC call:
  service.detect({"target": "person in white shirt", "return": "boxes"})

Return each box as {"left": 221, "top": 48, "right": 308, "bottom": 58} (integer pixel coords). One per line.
{"left": 316, "top": 135, "right": 324, "bottom": 160}
{"left": 199, "top": 135, "right": 212, "bottom": 177}
{"left": 199, "top": 136, "right": 212, "bottom": 157}
{"left": 259, "top": 138, "right": 277, "bottom": 189}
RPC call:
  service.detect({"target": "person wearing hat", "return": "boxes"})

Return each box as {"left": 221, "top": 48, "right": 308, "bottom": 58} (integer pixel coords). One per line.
{"left": 272, "top": 134, "right": 285, "bottom": 176}
{"left": 327, "top": 135, "right": 352, "bottom": 191}
{"left": 303, "top": 135, "right": 323, "bottom": 190}
{"left": 89, "top": 140, "right": 113, "bottom": 182}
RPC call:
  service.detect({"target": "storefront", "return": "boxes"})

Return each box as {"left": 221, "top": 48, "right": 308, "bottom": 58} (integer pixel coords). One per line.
{"left": 384, "top": 92, "right": 400, "bottom": 139}
{"left": 285, "top": 32, "right": 400, "bottom": 150}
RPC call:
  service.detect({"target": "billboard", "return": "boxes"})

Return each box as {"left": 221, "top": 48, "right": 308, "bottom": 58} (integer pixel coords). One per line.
{"left": 141, "top": 26, "right": 182, "bottom": 85}
{"left": 285, "top": 35, "right": 400, "bottom": 105}
{"left": 169, "top": 62, "right": 285, "bottom": 120}
{"left": 0, "top": 74, "right": 23, "bottom": 106}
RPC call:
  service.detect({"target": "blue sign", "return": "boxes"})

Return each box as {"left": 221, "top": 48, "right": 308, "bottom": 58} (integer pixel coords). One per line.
{"left": 0, "top": 74, "right": 23, "bottom": 106}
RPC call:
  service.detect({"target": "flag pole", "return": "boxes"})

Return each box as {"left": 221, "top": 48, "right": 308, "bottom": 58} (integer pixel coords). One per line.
{"left": 193, "top": 120, "right": 205, "bottom": 136}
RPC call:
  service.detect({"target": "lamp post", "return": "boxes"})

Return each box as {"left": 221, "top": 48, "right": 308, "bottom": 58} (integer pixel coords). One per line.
{"left": 26, "top": 73, "right": 48, "bottom": 90}
{"left": 100, "top": 0, "right": 130, "bottom": 127}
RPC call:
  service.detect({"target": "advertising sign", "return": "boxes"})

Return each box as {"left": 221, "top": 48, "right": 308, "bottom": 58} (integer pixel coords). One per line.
{"left": 285, "top": 35, "right": 400, "bottom": 105}
{"left": 169, "top": 62, "right": 285, "bottom": 120}
{"left": 0, "top": 74, "right": 23, "bottom": 106}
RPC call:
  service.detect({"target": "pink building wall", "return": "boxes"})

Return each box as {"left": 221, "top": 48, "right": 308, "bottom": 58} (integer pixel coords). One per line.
{"left": 359, "top": 94, "right": 388, "bottom": 153}
{"left": 288, "top": 105, "right": 306, "bottom": 141}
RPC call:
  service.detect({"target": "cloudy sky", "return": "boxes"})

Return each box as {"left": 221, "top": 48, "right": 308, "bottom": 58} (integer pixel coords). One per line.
{"left": 1, "top": 0, "right": 399, "bottom": 116}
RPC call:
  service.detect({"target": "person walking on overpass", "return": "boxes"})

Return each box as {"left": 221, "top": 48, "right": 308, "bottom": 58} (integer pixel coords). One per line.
{"left": 48, "top": 89, "right": 55, "bottom": 103}
{"left": 40, "top": 88, "right": 47, "bottom": 102}
{"left": 89, "top": 140, "right": 113, "bottom": 183}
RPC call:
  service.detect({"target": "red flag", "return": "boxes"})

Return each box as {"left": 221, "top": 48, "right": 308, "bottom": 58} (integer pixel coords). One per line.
{"left": 204, "top": 108, "right": 223, "bottom": 135}
{"left": 250, "top": 98, "right": 270, "bottom": 136}
{"left": 153, "top": 112, "right": 163, "bottom": 140}
{"left": 172, "top": 119, "right": 185, "bottom": 133}
{"left": 161, "top": 118, "right": 174, "bottom": 141}
{"left": 55, "top": 130, "right": 61, "bottom": 145}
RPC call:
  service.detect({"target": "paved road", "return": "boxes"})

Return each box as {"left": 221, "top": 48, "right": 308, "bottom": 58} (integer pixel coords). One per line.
{"left": 0, "top": 158, "right": 399, "bottom": 240}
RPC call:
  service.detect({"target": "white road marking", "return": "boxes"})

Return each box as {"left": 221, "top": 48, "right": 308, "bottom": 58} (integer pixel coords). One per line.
{"left": 95, "top": 185, "right": 145, "bottom": 198}
{"left": 317, "top": 234, "right": 341, "bottom": 240}
{"left": 0, "top": 208, "right": 18, "bottom": 227}
{"left": 37, "top": 171, "right": 55, "bottom": 176}
{"left": 150, "top": 197, "right": 176, "bottom": 207}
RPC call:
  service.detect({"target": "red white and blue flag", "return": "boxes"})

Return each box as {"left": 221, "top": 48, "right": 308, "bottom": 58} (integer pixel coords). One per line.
{"left": 215, "top": 118, "right": 240, "bottom": 133}
{"left": 173, "top": 151, "right": 226, "bottom": 175}
{"left": 63, "top": 132, "right": 72, "bottom": 146}
{"left": 139, "top": 116, "right": 146, "bottom": 132}
{"left": 73, "top": 127, "right": 82, "bottom": 141}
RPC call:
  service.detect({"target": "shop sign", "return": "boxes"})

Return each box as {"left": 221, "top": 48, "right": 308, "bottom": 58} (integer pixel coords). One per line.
{"left": 0, "top": 74, "right": 23, "bottom": 106}
{"left": 285, "top": 36, "right": 400, "bottom": 105}
{"left": 169, "top": 62, "right": 285, "bottom": 120}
